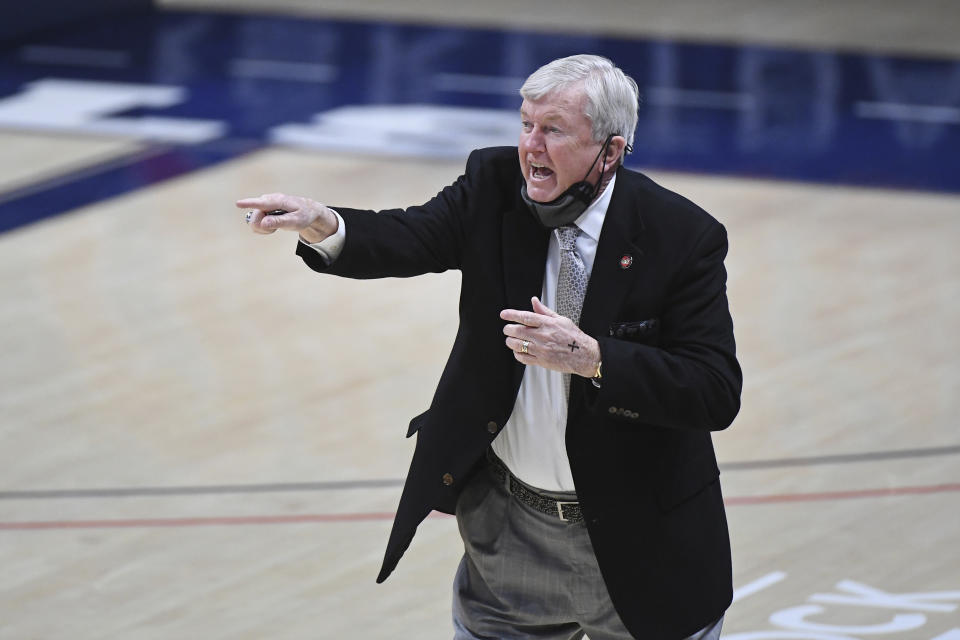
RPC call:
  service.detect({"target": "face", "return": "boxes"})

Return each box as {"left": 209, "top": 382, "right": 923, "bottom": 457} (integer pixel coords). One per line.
{"left": 518, "top": 86, "right": 604, "bottom": 203}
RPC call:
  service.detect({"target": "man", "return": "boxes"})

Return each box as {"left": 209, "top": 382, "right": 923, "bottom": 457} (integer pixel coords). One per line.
{"left": 237, "top": 55, "right": 741, "bottom": 640}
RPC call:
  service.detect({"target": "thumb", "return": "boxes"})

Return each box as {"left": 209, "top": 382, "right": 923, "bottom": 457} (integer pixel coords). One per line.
{"left": 260, "top": 210, "right": 305, "bottom": 231}
{"left": 531, "top": 296, "right": 560, "bottom": 317}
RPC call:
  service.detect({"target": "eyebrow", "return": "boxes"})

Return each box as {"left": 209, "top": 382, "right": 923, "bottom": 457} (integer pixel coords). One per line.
{"left": 520, "top": 109, "right": 567, "bottom": 123}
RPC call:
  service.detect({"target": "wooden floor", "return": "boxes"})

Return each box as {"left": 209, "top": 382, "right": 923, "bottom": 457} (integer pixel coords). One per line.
{"left": 2, "top": 3, "right": 959, "bottom": 639}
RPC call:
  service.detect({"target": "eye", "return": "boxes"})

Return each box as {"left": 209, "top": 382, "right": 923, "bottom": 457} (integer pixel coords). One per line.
{"left": 521, "top": 121, "right": 533, "bottom": 132}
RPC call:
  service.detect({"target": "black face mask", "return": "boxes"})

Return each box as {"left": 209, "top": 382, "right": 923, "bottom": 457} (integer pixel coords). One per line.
{"left": 521, "top": 134, "right": 621, "bottom": 229}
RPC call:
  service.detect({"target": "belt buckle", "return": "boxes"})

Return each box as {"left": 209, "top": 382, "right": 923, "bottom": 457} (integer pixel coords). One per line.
{"left": 556, "top": 501, "right": 578, "bottom": 522}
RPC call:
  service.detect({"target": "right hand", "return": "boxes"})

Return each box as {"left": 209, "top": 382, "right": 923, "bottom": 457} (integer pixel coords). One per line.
{"left": 236, "top": 193, "right": 338, "bottom": 243}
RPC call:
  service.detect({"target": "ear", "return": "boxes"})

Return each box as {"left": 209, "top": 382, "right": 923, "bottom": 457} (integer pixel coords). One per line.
{"left": 605, "top": 135, "right": 628, "bottom": 166}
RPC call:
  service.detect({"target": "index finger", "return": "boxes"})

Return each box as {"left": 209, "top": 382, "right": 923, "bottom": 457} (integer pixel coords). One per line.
{"left": 235, "top": 193, "right": 297, "bottom": 212}
{"left": 500, "top": 308, "right": 544, "bottom": 327}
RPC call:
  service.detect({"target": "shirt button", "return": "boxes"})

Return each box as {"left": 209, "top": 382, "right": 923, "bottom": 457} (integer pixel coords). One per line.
{"left": 486, "top": 421, "right": 498, "bottom": 434}
{"left": 442, "top": 473, "right": 454, "bottom": 486}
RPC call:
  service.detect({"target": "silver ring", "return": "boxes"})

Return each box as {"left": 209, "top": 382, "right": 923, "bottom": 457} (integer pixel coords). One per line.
{"left": 520, "top": 340, "right": 530, "bottom": 354}
{"left": 245, "top": 210, "right": 254, "bottom": 223}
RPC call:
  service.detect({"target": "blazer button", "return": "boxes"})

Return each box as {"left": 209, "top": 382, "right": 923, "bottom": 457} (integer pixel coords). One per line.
{"left": 442, "top": 473, "right": 454, "bottom": 486}
{"left": 486, "top": 421, "right": 498, "bottom": 434}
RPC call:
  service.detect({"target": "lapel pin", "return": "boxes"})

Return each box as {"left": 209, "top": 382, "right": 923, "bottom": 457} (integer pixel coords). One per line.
{"left": 619, "top": 254, "right": 633, "bottom": 269}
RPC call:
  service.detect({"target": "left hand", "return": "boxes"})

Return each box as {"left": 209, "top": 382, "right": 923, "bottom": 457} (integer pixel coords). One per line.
{"left": 501, "top": 297, "right": 600, "bottom": 378}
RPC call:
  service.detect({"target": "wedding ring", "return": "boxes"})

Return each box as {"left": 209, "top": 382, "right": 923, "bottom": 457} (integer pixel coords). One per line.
{"left": 520, "top": 340, "right": 530, "bottom": 354}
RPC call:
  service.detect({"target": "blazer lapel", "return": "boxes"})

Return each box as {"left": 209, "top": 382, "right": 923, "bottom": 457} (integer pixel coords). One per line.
{"left": 502, "top": 198, "right": 550, "bottom": 388}
{"left": 502, "top": 201, "right": 551, "bottom": 314}
{"left": 579, "top": 168, "right": 647, "bottom": 340}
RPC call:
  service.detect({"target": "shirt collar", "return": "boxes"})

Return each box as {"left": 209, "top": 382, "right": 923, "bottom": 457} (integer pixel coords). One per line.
{"left": 573, "top": 173, "right": 616, "bottom": 242}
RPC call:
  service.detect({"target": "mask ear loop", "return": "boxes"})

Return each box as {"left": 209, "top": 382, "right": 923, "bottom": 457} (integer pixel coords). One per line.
{"left": 561, "top": 134, "right": 623, "bottom": 206}
{"left": 580, "top": 134, "right": 615, "bottom": 183}
{"left": 586, "top": 134, "right": 617, "bottom": 201}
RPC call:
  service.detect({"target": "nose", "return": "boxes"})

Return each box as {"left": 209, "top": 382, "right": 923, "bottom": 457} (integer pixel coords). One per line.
{"left": 520, "top": 126, "right": 545, "bottom": 154}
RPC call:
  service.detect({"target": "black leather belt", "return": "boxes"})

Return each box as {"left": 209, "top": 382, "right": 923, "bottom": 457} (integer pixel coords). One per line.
{"left": 487, "top": 451, "right": 584, "bottom": 523}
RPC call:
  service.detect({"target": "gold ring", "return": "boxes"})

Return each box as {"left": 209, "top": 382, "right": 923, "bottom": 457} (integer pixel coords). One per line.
{"left": 520, "top": 340, "right": 530, "bottom": 354}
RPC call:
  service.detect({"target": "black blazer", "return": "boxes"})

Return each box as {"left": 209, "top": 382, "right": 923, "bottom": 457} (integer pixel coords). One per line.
{"left": 296, "top": 146, "right": 742, "bottom": 640}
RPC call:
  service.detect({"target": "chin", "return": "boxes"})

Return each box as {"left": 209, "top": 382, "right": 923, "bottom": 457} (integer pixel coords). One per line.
{"left": 524, "top": 182, "right": 559, "bottom": 203}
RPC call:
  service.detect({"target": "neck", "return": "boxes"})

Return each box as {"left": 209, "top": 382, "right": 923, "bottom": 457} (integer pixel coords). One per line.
{"left": 591, "top": 166, "right": 617, "bottom": 203}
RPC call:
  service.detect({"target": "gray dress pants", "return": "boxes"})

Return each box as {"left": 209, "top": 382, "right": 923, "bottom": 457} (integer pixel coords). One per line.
{"left": 452, "top": 459, "right": 724, "bottom": 640}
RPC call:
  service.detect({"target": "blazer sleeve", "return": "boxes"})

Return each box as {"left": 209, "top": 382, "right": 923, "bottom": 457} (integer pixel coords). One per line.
{"left": 295, "top": 151, "right": 487, "bottom": 279}
{"left": 586, "top": 220, "right": 742, "bottom": 432}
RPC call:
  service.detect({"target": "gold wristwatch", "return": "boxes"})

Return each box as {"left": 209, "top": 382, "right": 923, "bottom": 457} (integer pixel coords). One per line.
{"left": 591, "top": 359, "right": 602, "bottom": 388}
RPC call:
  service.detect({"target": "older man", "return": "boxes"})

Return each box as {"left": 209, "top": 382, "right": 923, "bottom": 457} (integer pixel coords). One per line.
{"left": 237, "top": 54, "right": 741, "bottom": 640}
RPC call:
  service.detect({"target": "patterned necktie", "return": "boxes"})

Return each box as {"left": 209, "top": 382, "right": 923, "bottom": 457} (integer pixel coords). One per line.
{"left": 555, "top": 224, "right": 586, "bottom": 326}
{"left": 555, "top": 224, "right": 586, "bottom": 398}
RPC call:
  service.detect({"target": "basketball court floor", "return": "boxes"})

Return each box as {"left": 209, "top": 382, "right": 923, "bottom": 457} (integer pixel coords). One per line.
{"left": 1, "top": 2, "right": 958, "bottom": 638}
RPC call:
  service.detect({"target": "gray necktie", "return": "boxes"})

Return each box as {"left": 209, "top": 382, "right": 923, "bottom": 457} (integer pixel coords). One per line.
{"left": 555, "top": 225, "right": 587, "bottom": 397}
{"left": 555, "top": 224, "right": 586, "bottom": 326}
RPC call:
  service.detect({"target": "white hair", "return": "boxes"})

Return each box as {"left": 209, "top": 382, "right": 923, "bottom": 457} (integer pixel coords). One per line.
{"left": 520, "top": 54, "right": 639, "bottom": 158}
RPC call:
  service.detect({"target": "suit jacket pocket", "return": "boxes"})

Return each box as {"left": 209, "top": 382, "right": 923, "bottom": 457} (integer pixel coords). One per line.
{"left": 609, "top": 318, "right": 660, "bottom": 344}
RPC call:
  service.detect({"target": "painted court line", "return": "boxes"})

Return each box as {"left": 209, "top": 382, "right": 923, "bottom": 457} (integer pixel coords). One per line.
{"left": 2, "top": 445, "right": 956, "bottom": 501}
{"left": 0, "top": 479, "right": 405, "bottom": 500}
{"left": 0, "top": 146, "right": 169, "bottom": 207}
{"left": 732, "top": 571, "right": 787, "bottom": 603}
{"left": 724, "top": 482, "right": 960, "bottom": 506}
{"left": 0, "top": 512, "right": 406, "bottom": 531}
{"left": 720, "top": 444, "right": 960, "bottom": 471}
{"left": 2, "top": 483, "right": 958, "bottom": 532}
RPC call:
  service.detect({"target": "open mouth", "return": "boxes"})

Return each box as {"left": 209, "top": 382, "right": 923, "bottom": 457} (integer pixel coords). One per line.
{"left": 530, "top": 164, "right": 554, "bottom": 180}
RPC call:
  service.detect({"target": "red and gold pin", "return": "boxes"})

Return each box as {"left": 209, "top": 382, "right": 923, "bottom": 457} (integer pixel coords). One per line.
{"left": 619, "top": 254, "right": 633, "bottom": 269}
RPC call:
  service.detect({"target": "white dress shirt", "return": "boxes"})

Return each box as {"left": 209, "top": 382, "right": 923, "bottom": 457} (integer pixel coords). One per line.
{"left": 303, "top": 174, "right": 617, "bottom": 492}
{"left": 491, "top": 174, "right": 615, "bottom": 491}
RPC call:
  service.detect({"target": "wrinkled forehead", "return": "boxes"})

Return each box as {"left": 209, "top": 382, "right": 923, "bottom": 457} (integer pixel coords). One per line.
{"left": 520, "top": 86, "right": 589, "bottom": 123}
